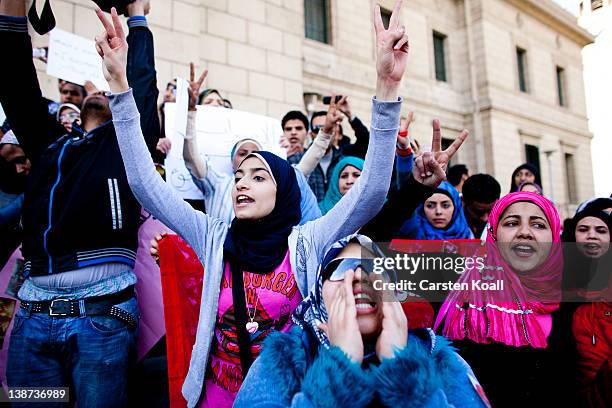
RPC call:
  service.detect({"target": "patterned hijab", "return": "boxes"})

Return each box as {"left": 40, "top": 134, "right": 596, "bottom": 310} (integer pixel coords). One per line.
{"left": 435, "top": 192, "right": 563, "bottom": 348}
{"left": 292, "top": 234, "right": 387, "bottom": 348}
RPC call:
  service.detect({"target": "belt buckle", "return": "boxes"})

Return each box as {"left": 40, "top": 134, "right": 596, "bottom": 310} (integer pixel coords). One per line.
{"left": 49, "top": 298, "right": 71, "bottom": 316}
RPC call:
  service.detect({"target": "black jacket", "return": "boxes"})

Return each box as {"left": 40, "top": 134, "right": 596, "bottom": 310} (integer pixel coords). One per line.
{"left": 360, "top": 174, "right": 433, "bottom": 242}
{"left": 0, "top": 16, "right": 160, "bottom": 276}
{"left": 339, "top": 115, "right": 370, "bottom": 159}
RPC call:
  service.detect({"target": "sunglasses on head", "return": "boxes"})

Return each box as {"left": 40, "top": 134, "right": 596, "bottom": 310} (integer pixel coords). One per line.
{"left": 322, "top": 258, "right": 380, "bottom": 282}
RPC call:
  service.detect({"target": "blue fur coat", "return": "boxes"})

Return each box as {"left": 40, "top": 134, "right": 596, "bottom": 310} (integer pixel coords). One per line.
{"left": 234, "top": 327, "right": 489, "bottom": 407}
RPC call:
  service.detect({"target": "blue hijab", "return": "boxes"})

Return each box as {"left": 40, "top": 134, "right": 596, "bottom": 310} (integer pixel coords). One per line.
{"left": 399, "top": 181, "right": 473, "bottom": 240}
{"left": 223, "top": 151, "right": 302, "bottom": 273}
{"left": 318, "top": 156, "right": 365, "bottom": 215}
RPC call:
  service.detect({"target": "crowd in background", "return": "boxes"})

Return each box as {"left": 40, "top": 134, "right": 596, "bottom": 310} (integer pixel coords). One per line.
{"left": 0, "top": 0, "right": 610, "bottom": 407}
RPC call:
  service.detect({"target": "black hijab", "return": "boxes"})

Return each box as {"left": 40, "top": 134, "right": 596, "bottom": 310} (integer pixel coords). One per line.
{"left": 223, "top": 151, "right": 302, "bottom": 273}
{"left": 509, "top": 163, "right": 542, "bottom": 193}
{"left": 561, "top": 206, "right": 612, "bottom": 295}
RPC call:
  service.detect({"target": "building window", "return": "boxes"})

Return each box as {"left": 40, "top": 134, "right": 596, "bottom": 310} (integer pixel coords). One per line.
{"left": 516, "top": 47, "right": 528, "bottom": 93}
{"left": 433, "top": 32, "right": 447, "bottom": 82}
{"left": 304, "top": 0, "right": 329, "bottom": 44}
{"left": 556, "top": 66, "right": 566, "bottom": 107}
{"left": 591, "top": 0, "right": 603, "bottom": 10}
{"left": 525, "top": 144, "right": 541, "bottom": 176}
{"left": 565, "top": 153, "right": 577, "bottom": 203}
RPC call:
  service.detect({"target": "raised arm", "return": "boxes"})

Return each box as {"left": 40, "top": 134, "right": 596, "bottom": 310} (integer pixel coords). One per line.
{"left": 359, "top": 174, "right": 432, "bottom": 241}
{"left": 305, "top": 1, "right": 468, "bottom": 256}
{"left": 95, "top": 7, "right": 211, "bottom": 255}
{"left": 125, "top": 0, "right": 160, "bottom": 156}
{"left": 295, "top": 130, "right": 331, "bottom": 178}
{"left": 304, "top": 0, "right": 409, "bottom": 254}
{"left": 393, "top": 111, "right": 414, "bottom": 190}
{"left": 296, "top": 96, "right": 342, "bottom": 177}
{"left": 0, "top": 1, "right": 65, "bottom": 160}
{"left": 337, "top": 96, "right": 370, "bottom": 159}
{"left": 183, "top": 63, "right": 209, "bottom": 179}
{"left": 183, "top": 112, "right": 208, "bottom": 178}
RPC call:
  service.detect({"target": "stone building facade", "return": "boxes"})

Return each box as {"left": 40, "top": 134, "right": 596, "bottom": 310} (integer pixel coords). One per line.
{"left": 579, "top": 0, "right": 611, "bottom": 197}
{"left": 31, "top": 0, "right": 595, "bottom": 217}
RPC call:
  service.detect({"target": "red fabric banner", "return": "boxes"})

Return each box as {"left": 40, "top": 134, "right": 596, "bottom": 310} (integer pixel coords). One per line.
{"left": 159, "top": 235, "right": 204, "bottom": 408}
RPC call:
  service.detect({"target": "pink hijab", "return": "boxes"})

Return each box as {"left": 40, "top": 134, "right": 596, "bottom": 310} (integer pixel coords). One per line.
{"left": 435, "top": 192, "right": 563, "bottom": 348}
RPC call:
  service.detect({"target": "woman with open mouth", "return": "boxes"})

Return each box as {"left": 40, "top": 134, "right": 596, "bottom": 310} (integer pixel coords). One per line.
{"left": 234, "top": 235, "right": 489, "bottom": 408}
{"left": 92, "top": 1, "right": 471, "bottom": 406}
{"left": 435, "top": 191, "right": 570, "bottom": 407}
{"left": 560, "top": 202, "right": 611, "bottom": 406}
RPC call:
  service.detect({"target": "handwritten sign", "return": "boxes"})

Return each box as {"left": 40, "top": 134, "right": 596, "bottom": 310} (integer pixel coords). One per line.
{"left": 164, "top": 102, "right": 285, "bottom": 200}
{"left": 46, "top": 28, "right": 109, "bottom": 91}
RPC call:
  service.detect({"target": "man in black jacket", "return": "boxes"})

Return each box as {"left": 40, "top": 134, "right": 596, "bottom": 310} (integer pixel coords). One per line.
{"left": 0, "top": 1, "right": 159, "bottom": 405}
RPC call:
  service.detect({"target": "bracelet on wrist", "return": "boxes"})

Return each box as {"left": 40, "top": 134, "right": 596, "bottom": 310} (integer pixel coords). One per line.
{"left": 396, "top": 144, "right": 412, "bottom": 156}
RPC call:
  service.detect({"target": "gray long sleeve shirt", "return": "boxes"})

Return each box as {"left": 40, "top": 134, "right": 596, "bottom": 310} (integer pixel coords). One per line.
{"left": 108, "top": 89, "right": 401, "bottom": 408}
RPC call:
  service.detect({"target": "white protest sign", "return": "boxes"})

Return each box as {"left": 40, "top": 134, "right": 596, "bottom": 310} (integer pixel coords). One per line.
{"left": 164, "top": 104, "right": 285, "bottom": 200}
{"left": 46, "top": 28, "right": 109, "bottom": 91}
{"left": 173, "top": 78, "right": 189, "bottom": 138}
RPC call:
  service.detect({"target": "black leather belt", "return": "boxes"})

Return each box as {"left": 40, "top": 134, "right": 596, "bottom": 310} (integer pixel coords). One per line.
{"left": 20, "top": 286, "right": 136, "bottom": 328}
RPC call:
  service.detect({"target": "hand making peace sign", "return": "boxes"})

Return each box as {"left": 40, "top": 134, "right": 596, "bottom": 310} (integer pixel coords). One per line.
{"left": 374, "top": 0, "right": 410, "bottom": 101}
{"left": 413, "top": 120, "right": 469, "bottom": 187}
{"left": 95, "top": 7, "right": 129, "bottom": 93}
{"left": 188, "top": 63, "right": 208, "bottom": 111}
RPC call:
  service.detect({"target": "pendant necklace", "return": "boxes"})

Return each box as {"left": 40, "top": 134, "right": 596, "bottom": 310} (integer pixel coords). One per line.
{"left": 245, "top": 278, "right": 260, "bottom": 334}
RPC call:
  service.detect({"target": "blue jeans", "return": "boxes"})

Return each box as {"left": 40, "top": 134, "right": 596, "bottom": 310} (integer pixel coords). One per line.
{"left": 7, "top": 297, "right": 139, "bottom": 408}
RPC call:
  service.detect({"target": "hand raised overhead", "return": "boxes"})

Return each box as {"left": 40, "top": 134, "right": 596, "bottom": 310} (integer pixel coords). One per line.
{"left": 374, "top": 0, "right": 409, "bottom": 101}
{"left": 413, "top": 120, "right": 468, "bottom": 187}
{"left": 188, "top": 63, "right": 208, "bottom": 111}
{"left": 94, "top": 7, "right": 129, "bottom": 93}
{"left": 397, "top": 111, "right": 414, "bottom": 150}
{"left": 323, "top": 94, "right": 345, "bottom": 134}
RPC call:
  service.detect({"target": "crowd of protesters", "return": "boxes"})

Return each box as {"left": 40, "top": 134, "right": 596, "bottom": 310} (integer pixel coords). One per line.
{"left": 0, "top": 0, "right": 610, "bottom": 407}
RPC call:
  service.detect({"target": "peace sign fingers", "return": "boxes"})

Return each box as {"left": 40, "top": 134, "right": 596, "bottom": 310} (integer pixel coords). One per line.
{"left": 431, "top": 119, "right": 442, "bottom": 153}
{"left": 443, "top": 129, "right": 469, "bottom": 161}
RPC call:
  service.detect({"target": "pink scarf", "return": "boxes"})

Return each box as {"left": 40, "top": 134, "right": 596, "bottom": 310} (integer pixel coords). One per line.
{"left": 435, "top": 192, "right": 563, "bottom": 348}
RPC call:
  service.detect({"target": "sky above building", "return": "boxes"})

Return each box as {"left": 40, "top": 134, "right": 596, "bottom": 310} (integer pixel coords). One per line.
{"left": 554, "top": 0, "right": 581, "bottom": 15}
